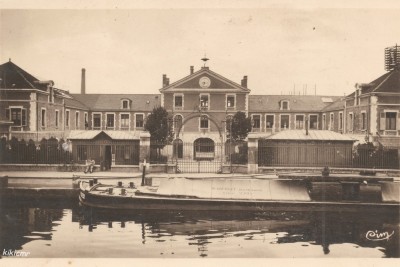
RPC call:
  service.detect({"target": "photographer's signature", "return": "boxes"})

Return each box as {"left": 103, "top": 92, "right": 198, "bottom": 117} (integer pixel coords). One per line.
{"left": 365, "top": 230, "right": 395, "bottom": 241}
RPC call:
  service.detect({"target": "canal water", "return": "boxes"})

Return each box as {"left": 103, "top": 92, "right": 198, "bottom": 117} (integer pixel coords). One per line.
{"left": 1, "top": 200, "right": 399, "bottom": 258}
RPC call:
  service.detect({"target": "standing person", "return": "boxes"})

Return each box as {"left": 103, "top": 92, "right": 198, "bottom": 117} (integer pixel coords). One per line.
{"left": 84, "top": 158, "right": 95, "bottom": 174}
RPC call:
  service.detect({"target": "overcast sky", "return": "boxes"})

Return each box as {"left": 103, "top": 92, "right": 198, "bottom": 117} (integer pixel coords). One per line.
{"left": 1, "top": 2, "right": 400, "bottom": 96}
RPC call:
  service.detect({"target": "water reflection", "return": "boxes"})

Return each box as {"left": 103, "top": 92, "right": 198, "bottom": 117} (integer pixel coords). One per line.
{"left": 1, "top": 200, "right": 399, "bottom": 258}
{"left": 77, "top": 207, "right": 400, "bottom": 258}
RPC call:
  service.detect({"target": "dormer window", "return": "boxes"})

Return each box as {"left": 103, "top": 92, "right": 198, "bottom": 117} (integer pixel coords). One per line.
{"left": 121, "top": 99, "right": 130, "bottom": 109}
{"left": 280, "top": 100, "right": 289, "bottom": 110}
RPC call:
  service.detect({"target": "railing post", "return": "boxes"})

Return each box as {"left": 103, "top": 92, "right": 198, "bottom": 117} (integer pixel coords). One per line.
{"left": 247, "top": 133, "right": 259, "bottom": 174}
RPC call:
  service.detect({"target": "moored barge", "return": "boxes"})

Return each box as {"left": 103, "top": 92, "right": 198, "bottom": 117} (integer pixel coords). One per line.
{"left": 79, "top": 173, "right": 400, "bottom": 213}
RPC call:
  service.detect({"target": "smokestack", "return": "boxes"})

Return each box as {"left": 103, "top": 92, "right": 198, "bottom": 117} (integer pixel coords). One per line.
{"left": 190, "top": 66, "right": 194, "bottom": 74}
{"left": 241, "top": 75, "right": 248, "bottom": 88}
{"left": 81, "top": 68, "right": 86, "bottom": 94}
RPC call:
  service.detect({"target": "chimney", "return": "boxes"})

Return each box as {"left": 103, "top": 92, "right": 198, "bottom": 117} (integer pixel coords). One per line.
{"left": 190, "top": 66, "right": 194, "bottom": 74}
{"left": 81, "top": 68, "right": 86, "bottom": 94}
{"left": 162, "top": 74, "right": 167, "bottom": 87}
{"left": 241, "top": 75, "right": 248, "bottom": 88}
{"left": 166, "top": 78, "right": 170, "bottom": 86}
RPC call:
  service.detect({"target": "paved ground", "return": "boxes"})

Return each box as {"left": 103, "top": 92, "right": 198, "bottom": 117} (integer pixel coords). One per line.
{"left": 1, "top": 170, "right": 398, "bottom": 189}
{"left": 1, "top": 171, "right": 276, "bottom": 189}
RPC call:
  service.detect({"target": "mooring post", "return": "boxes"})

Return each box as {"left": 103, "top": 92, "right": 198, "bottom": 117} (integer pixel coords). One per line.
{"left": 141, "top": 159, "right": 147, "bottom": 186}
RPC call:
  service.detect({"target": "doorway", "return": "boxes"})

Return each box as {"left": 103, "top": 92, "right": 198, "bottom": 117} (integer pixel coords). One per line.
{"left": 104, "top": 145, "right": 112, "bottom": 170}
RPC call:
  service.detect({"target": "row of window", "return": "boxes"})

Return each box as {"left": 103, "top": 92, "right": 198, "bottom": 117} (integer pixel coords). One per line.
{"left": 174, "top": 94, "right": 236, "bottom": 110}
{"left": 322, "top": 112, "right": 344, "bottom": 131}
{"left": 250, "top": 114, "right": 319, "bottom": 130}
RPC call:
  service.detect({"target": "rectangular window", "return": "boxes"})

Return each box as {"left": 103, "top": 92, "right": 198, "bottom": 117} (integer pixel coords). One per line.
{"left": 120, "top": 114, "right": 130, "bottom": 130}
{"left": 174, "top": 95, "right": 183, "bottom": 109}
{"left": 65, "top": 110, "right": 70, "bottom": 127}
{"left": 252, "top": 115, "right": 261, "bottom": 129}
{"left": 200, "top": 115, "right": 209, "bottom": 129}
{"left": 339, "top": 112, "right": 343, "bottom": 130}
{"left": 55, "top": 110, "right": 59, "bottom": 128}
{"left": 106, "top": 114, "right": 115, "bottom": 129}
{"left": 280, "top": 115, "right": 290, "bottom": 129}
{"left": 41, "top": 109, "right": 46, "bottom": 128}
{"left": 136, "top": 114, "right": 144, "bottom": 128}
{"left": 361, "top": 112, "right": 367, "bottom": 130}
{"left": 295, "top": 115, "right": 304, "bottom": 129}
{"left": 226, "top": 95, "right": 235, "bottom": 108}
{"left": 309, "top": 115, "right": 318, "bottom": 129}
{"left": 266, "top": 115, "right": 274, "bottom": 129}
{"left": 84, "top": 113, "right": 88, "bottom": 129}
{"left": 386, "top": 112, "right": 397, "bottom": 130}
{"left": 281, "top": 101, "right": 289, "bottom": 110}
{"left": 200, "top": 94, "right": 209, "bottom": 109}
{"left": 348, "top": 113, "right": 353, "bottom": 131}
{"left": 93, "top": 114, "right": 101, "bottom": 129}
{"left": 122, "top": 100, "right": 129, "bottom": 109}
{"left": 329, "top": 113, "right": 334, "bottom": 130}
{"left": 75, "top": 112, "right": 80, "bottom": 128}
{"left": 8, "top": 108, "right": 26, "bottom": 126}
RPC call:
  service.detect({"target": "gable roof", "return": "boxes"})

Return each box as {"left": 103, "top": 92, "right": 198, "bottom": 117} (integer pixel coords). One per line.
{"left": 160, "top": 67, "right": 250, "bottom": 93}
{"left": 348, "top": 69, "right": 400, "bottom": 97}
{"left": 249, "top": 95, "right": 341, "bottom": 112}
{"left": 70, "top": 94, "right": 161, "bottom": 111}
{"left": 0, "top": 61, "right": 48, "bottom": 90}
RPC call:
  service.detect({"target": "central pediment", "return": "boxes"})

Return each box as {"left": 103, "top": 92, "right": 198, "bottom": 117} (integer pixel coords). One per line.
{"left": 159, "top": 67, "right": 250, "bottom": 92}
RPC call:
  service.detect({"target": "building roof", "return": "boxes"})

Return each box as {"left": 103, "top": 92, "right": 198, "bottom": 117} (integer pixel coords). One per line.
{"left": 0, "top": 61, "right": 48, "bottom": 90}
{"left": 65, "top": 97, "right": 89, "bottom": 110}
{"left": 69, "top": 94, "right": 161, "bottom": 111}
{"left": 249, "top": 95, "right": 341, "bottom": 112}
{"left": 68, "top": 130, "right": 140, "bottom": 140}
{"left": 321, "top": 98, "right": 345, "bottom": 112}
{"left": 265, "top": 130, "right": 355, "bottom": 141}
{"left": 348, "top": 69, "right": 400, "bottom": 97}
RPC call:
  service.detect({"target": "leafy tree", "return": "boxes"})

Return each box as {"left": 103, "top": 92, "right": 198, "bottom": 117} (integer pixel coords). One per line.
{"left": 145, "top": 106, "right": 173, "bottom": 159}
{"left": 226, "top": 111, "right": 252, "bottom": 142}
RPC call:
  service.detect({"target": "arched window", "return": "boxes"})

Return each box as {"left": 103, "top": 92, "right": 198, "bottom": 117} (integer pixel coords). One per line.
{"left": 173, "top": 138, "right": 183, "bottom": 159}
{"left": 194, "top": 138, "right": 214, "bottom": 160}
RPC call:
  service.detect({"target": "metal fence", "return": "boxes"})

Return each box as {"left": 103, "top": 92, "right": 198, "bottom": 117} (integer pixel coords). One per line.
{"left": 258, "top": 141, "right": 399, "bottom": 169}
{"left": 0, "top": 137, "right": 72, "bottom": 164}
{"left": 0, "top": 137, "right": 140, "bottom": 166}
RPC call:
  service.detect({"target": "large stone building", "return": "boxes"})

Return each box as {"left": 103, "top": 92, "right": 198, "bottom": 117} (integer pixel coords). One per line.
{"left": 1, "top": 55, "right": 399, "bottom": 168}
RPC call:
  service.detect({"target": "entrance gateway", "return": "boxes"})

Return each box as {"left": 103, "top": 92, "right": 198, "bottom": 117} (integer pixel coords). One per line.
{"left": 172, "top": 138, "right": 224, "bottom": 173}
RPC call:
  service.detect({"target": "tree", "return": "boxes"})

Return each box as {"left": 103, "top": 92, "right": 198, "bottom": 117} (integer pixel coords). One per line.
{"left": 145, "top": 106, "right": 173, "bottom": 159}
{"left": 226, "top": 111, "right": 252, "bottom": 142}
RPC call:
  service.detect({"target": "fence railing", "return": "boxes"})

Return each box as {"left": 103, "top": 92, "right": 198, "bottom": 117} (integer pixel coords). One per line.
{"left": 258, "top": 141, "right": 399, "bottom": 169}
{"left": 0, "top": 137, "right": 72, "bottom": 165}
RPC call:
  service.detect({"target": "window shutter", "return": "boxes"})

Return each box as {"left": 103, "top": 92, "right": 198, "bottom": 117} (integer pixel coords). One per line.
{"left": 380, "top": 112, "right": 386, "bottom": 130}
{"left": 22, "top": 109, "right": 27, "bottom": 126}
{"left": 6, "top": 108, "right": 10, "bottom": 120}
{"left": 397, "top": 112, "right": 400, "bottom": 130}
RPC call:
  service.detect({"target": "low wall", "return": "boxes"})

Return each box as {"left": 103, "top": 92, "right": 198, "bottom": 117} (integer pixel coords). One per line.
{"left": 0, "top": 164, "right": 139, "bottom": 173}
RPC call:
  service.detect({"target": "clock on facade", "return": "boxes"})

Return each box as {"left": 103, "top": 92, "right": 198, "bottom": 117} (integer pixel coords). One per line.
{"left": 199, "top": 76, "right": 211, "bottom": 88}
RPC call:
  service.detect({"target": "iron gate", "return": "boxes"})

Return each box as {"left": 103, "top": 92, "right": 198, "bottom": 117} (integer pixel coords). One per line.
{"left": 175, "top": 139, "right": 224, "bottom": 173}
